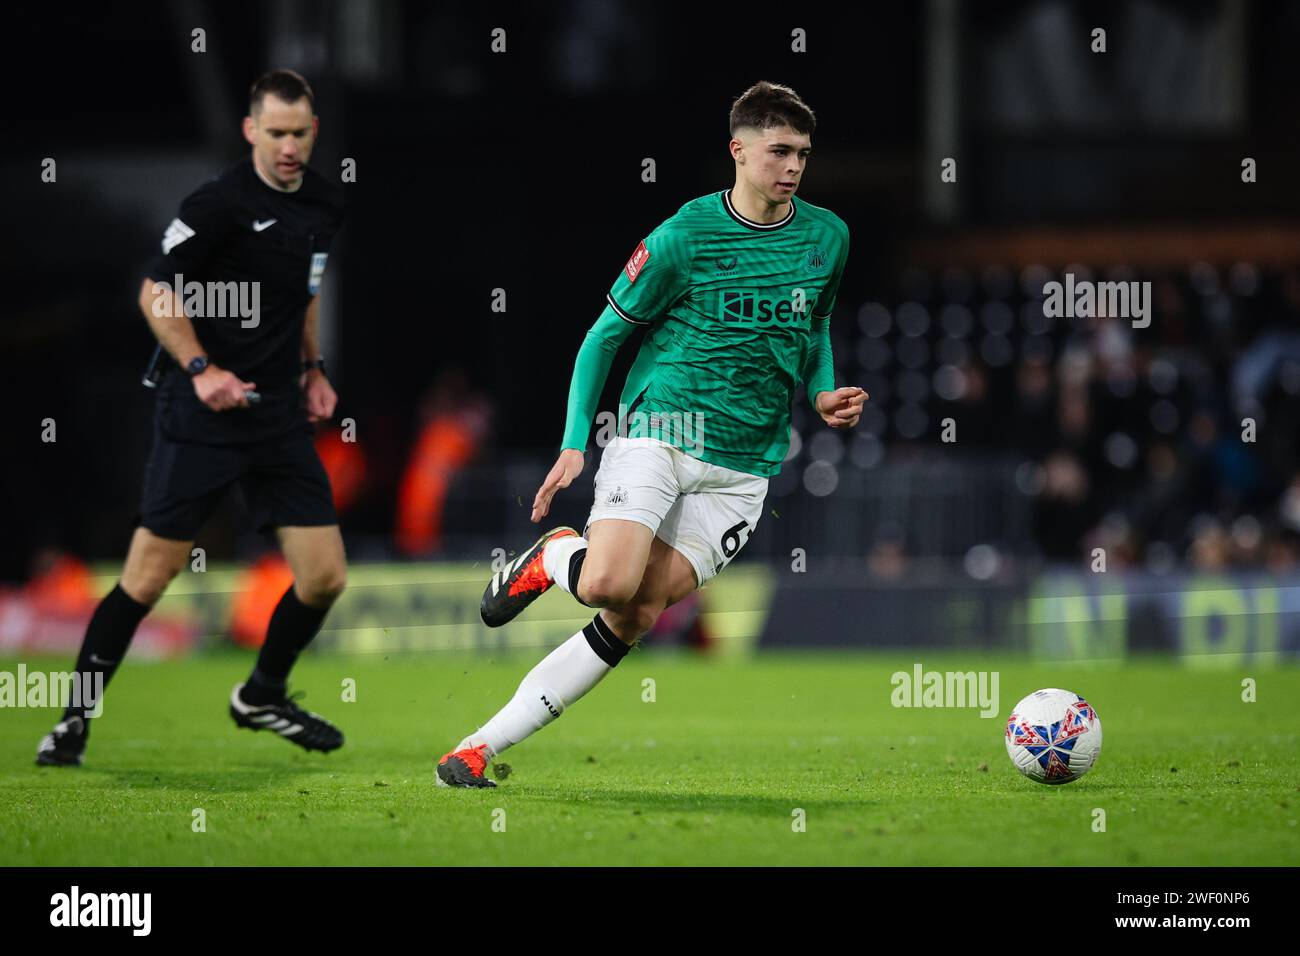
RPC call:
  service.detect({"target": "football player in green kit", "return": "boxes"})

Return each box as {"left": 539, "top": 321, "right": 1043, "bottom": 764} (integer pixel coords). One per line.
{"left": 437, "top": 81, "right": 867, "bottom": 787}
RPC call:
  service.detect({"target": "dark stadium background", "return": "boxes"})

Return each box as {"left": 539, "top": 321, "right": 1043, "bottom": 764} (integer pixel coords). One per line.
{"left": 2, "top": 0, "right": 1298, "bottom": 659}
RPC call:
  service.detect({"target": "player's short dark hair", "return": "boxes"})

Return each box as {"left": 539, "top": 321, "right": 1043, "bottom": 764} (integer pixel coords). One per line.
{"left": 729, "top": 81, "right": 815, "bottom": 138}
{"left": 249, "top": 69, "right": 315, "bottom": 114}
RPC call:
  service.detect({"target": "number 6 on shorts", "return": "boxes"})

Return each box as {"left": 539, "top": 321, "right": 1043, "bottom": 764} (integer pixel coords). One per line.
{"left": 720, "top": 519, "right": 751, "bottom": 559}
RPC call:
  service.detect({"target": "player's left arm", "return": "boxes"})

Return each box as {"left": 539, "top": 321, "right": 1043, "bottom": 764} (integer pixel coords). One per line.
{"left": 805, "top": 222, "right": 867, "bottom": 429}
{"left": 302, "top": 295, "right": 337, "bottom": 423}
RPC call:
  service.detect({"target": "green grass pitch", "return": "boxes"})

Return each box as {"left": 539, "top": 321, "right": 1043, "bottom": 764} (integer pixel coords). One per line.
{"left": 2, "top": 651, "right": 1297, "bottom": 866}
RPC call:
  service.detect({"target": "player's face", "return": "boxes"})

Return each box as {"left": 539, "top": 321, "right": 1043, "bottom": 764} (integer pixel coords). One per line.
{"left": 733, "top": 126, "right": 812, "bottom": 204}
{"left": 244, "top": 94, "right": 318, "bottom": 189}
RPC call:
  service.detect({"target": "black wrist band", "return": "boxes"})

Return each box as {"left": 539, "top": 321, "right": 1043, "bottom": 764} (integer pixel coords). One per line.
{"left": 303, "top": 358, "right": 326, "bottom": 374}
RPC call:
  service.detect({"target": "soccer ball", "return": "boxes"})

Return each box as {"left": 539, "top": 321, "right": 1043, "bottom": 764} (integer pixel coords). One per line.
{"left": 1005, "top": 688, "right": 1102, "bottom": 785}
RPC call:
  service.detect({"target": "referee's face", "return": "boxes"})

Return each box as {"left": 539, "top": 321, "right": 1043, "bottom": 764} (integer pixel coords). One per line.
{"left": 244, "top": 93, "right": 318, "bottom": 190}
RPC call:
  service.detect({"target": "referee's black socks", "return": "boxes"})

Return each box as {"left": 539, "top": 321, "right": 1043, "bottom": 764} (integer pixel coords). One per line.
{"left": 63, "top": 582, "right": 152, "bottom": 722}
{"left": 242, "top": 584, "right": 332, "bottom": 704}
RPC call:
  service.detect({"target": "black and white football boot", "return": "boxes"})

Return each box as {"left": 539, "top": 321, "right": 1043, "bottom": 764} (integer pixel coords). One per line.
{"left": 36, "top": 714, "right": 89, "bottom": 767}
{"left": 229, "top": 684, "right": 344, "bottom": 753}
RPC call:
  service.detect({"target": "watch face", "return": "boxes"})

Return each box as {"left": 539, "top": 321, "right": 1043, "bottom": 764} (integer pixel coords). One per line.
{"left": 187, "top": 357, "right": 208, "bottom": 375}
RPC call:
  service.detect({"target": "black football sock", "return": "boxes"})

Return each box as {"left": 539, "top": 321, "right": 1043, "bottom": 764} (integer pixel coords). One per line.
{"left": 242, "top": 667, "right": 288, "bottom": 705}
{"left": 242, "top": 584, "right": 330, "bottom": 704}
{"left": 63, "top": 582, "right": 152, "bottom": 721}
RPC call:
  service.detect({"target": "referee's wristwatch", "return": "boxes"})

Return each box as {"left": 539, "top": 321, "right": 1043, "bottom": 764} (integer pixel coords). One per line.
{"left": 185, "top": 356, "right": 210, "bottom": 376}
{"left": 303, "top": 358, "right": 327, "bottom": 375}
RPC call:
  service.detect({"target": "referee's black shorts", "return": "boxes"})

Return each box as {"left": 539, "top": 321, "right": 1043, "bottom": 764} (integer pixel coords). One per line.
{"left": 137, "top": 418, "right": 338, "bottom": 541}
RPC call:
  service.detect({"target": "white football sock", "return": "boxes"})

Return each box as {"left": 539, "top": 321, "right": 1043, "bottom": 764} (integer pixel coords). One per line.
{"left": 458, "top": 614, "right": 628, "bottom": 758}
{"left": 542, "top": 533, "right": 587, "bottom": 595}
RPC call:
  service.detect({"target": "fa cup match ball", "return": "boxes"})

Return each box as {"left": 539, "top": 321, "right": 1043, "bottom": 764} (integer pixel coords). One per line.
{"left": 1005, "top": 688, "right": 1102, "bottom": 785}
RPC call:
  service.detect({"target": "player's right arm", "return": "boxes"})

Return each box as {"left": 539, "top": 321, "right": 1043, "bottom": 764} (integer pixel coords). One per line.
{"left": 142, "top": 178, "right": 257, "bottom": 411}
{"left": 531, "top": 305, "right": 640, "bottom": 521}
{"left": 531, "top": 228, "right": 690, "bottom": 523}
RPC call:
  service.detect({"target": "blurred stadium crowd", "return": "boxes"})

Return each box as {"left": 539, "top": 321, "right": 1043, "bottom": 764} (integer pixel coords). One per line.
{"left": 777, "top": 260, "right": 1300, "bottom": 572}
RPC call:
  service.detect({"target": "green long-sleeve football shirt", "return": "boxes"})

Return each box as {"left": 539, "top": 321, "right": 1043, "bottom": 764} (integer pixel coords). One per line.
{"left": 562, "top": 188, "right": 849, "bottom": 478}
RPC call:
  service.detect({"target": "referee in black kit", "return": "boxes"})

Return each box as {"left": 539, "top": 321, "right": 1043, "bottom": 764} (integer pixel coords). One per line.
{"left": 38, "top": 70, "right": 348, "bottom": 766}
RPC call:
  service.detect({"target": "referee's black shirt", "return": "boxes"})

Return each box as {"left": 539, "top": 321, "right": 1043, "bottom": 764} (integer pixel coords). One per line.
{"left": 145, "top": 157, "right": 345, "bottom": 444}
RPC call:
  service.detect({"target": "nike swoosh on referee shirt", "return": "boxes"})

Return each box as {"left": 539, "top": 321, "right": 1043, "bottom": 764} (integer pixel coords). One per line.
{"left": 253, "top": 219, "right": 278, "bottom": 232}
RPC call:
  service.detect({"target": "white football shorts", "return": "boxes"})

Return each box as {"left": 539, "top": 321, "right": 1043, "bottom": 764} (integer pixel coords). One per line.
{"left": 583, "top": 437, "right": 768, "bottom": 587}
